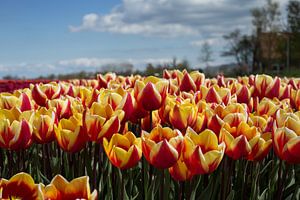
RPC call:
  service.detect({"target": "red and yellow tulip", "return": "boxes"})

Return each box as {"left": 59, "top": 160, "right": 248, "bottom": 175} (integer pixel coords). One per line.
{"left": 32, "top": 107, "right": 56, "bottom": 144}
{"left": 142, "top": 125, "right": 183, "bottom": 169}
{"left": 103, "top": 131, "right": 142, "bottom": 169}
{"left": 183, "top": 128, "right": 225, "bottom": 174}
{"left": 84, "top": 102, "right": 124, "bottom": 142}
{"left": 135, "top": 76, "right": 168, "bottom": 111}
{"left": 273, "top": 114, "right": 300, "bottom": 163}
{"left": 0, "top": 108, "right": 33, "bottom": 150}
{"left": 54, "top": 113, "right": 87, "bottom": 152}
{"left": 0, "top": 172, "right": 40, "bottom": 200}
{"left": 42, "top": 175, "right": 97, "bottom": 200}
{"left": 31, "top": 82, "right": 61, "bottom": 106}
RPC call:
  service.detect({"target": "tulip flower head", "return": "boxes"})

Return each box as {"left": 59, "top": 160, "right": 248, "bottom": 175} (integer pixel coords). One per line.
{"left": 135, "top": 76, "right": 168, "bottom": 111}
{"left": 42, "top": 175, "right": 97, "bottom": 200}
{"left": 54, "top": 113, "right": 87, "bottom": 152}
{"left": 103, "top": 131, "right": 142, "bottom": 170}
{"left": 0, "top": 108, "right": 33, "bottom": 150}
{"left": 0, "top": 172, "right": 40, "bottom": 200}
{"left": 142, "top": 125, "right": 183, "bottom": 169}
{"left": 31, "top": 82, "right": 61, "bottom": 106}
{"left": 183, "top": 128, "right": 225, "bottom": 174}
{"left": 274, "top": 114, "right": 300, "bottom": 164}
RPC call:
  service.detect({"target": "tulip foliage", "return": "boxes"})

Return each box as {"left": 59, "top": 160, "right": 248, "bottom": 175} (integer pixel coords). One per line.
{"left": 0, "top": 71, "right": 300, "bottom": 200}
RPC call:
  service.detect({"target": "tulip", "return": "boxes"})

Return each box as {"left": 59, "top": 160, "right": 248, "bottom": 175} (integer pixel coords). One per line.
{"left": 179, "top": 72, "right": 196, "bottom": 92}
{"left": 0, "top": 92, "right": 33, "bottom": 111}
{"left": 256, "top": 98, "right": 278, "bottom": 117}
{"left": 142, "top": 125, "right": 183, "bottom": 169}
{"left": 0, "top": 172, "right": 40, "bottom": 200}
{"left": 291, "top": 88, "right": 300, "bottom": 110}
{"left": 98, "top": 89, "right": 123, "bottom": 110}
{"left": 235, "top": 84, "right": 253, "bottom": 104}
{"left": 201, "top": 86, "right": 231, "bottom": 105}
{"left": 254, "top": 75, "right": 280, "bottom": 99}
{"left": 79, "top": 87, "right": 99, "bottom": 108}
{"left": 54, "top": 113, "right": 87, "bottom": 152}
{"left": 0, "top": 108, "right": 33, "bottom": 150}
{"left": 103, "top": 131, "right": 142, "bottom": 169}
{"left": 169, "top": 155, "right": 193, "bottom": 181}
{"left": 135, "top": 76, "right": 168, "bottom": 111}
{"left": 116, "top": 92, "right": 135, "bottom": 122}
{"left": 169, "top": 99, "right": 197, "bottom": 132}
{"left": 219, "top": 115, "right": 263, "bottom": 160}
{"left": 31, "top": 82, "right": 61, "bottom": 106}
{"left": 32, "top": 107, "right": 56, "bottom": 144}
{"left": 97, "top": 73, "right": 116, "bottom": 89}
{"left": 42, "top": 175, "right": 97, "bottom": 200}
{"left": 48, "top": 98, "right": 72, "bottom": 119}
{"left": 273, "top": 116, "right": 300, "bottom": 163}
{"left": 183, "top": 128, "right": 225, "bottom": 174}
{"left": 84, "top": 102, "right": 125, "bottom": 142}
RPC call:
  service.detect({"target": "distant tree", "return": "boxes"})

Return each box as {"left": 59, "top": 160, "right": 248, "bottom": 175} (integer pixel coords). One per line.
{"left": 177, "top": 59, "right": 190, "bottom": 71}
{"left": 287, "top": 0, "right": 300, "bottom": 67}
{"left": 288, "top": 0, "right": 300, "bottom": 33}
{"left": 199, "top": 41, "right": 214, "bottom": 68}
{"left": 222, "top": 29, "right": 253, "bottom": 72}
{"left": 251, "top": 0, "right": 282, "bottom": 72}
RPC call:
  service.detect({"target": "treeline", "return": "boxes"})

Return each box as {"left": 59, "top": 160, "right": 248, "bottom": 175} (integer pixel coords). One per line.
{"left": 221, "top": 0, "right": 300, "bottom": 75}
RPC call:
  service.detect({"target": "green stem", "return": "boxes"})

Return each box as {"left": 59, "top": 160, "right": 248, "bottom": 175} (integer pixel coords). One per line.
{"left": 179, "top": 181, "right": 184, "bottom": 200}
{"left": 160, "top": 169, "right": 165, "bottom": 200}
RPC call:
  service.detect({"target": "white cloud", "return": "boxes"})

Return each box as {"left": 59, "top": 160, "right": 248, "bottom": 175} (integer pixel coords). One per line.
{"left": 190, "top": 38, "right": 222, "bottom": 47}
{"left": 70, "top": 0, "right": 289, "bottom": 37}
{"left": 58, "top": 57, "right": 174, "bottom": 68}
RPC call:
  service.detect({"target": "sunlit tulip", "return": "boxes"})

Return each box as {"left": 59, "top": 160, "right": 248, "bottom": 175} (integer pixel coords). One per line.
{"left": 273, "top": 116, "right": 300, "bottom": 163}
{"left": 84, "top": 102, "right": 124, "bottom": 142}
{"left": 98, "top": 89, "right": 123, "bottom": 110}
{"left": 219, "top": 114, "right": 263, "bottom": 160}
{"left": 169, "top": 99, "right": 197, "bottom": 132}
{"left": 31, "top": 82, "right": 61, "bottom": 106}
{"left": 32, "top": 107, "right": 56, "bottom": 144}
{"left": 0, "top": 108, "right": 33, "bottom": 150}
{"left": 0, "top": 172, "right": 40, "bottom": 200}
{"left": 256, "top": 98, "right": 278, "bottom": 117}
{"left": 142, "top": 125, "right": 183, "bottom": 169}
{"left": 291, "top": 88, "right": 300, "bottom": 110}
{"left": 201, "top": 86, "right": 231, "bottom": 105}
{"left": 0, "top": 92, "right": 33, "bottom": 111}
{"left": 169, "top": 155, "right": 193, "bottom": 181}
{"left": 54, "top": 113, "right": 87, "bottom": 152}
{"left": 116, "top": 92, "right": 135, "bottom": 122}
{"left": 135, "top": 76, "right": 168, "bottom": 111}
{"left": 97, "top": 73, "right": 116, "bottom": 89}
{"left": 48, "top": 98, "right": 72, "bottom": 119}
{"left": 235, "top": 84, "right": 253, "bottom": 104}
{"left": 42, "top": 175, "right": 97, "bottom": 200}
{"left": 179, "top": 72, "right": 197, "bottom": 92}
{"left": 254, "top": 75, "right": 280, "bottom": 99}
{"left": 183, "top": 128, "right": 225, "bottom": 174}
{"left": 103, "top": 131, "right": 142, "bottom": 169}
{"left": 79, "top": 87, "right": 99, "bottom": 108}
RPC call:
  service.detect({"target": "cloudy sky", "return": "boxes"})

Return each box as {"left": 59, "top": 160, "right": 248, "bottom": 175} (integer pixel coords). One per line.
{"left": 0, "top": 0, "right": 289, "bottom": 78}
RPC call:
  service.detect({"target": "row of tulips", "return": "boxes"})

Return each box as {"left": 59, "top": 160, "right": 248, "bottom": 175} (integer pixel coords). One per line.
{"left": 0, "top": 172, "right": 97, "bottom": 199}
{"left": 0, "top": 70, "right": 300, "bottom": 199}
{"left": 0, "top": 79, "right": 51, "bottom": 93}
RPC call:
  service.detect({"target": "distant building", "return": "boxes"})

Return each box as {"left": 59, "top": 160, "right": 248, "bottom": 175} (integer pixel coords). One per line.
{"left": 256, "top": 32, "right": 292, "bottom": 72}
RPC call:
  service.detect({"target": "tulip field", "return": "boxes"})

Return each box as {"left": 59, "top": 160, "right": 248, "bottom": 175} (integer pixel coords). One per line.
{"left": 1, "top": 70, "right": 300, "bottom": 200}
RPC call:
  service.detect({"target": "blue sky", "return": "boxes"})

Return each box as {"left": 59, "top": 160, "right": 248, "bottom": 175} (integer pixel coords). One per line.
{"left": 0, "top": 0, "right": 289, "bottom": 78}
